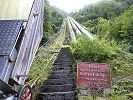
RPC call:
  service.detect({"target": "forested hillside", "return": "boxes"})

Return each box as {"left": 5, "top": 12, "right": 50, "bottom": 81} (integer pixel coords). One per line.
{"left": 70, "top": 0, "right": 133, "bottom": 99}
{"left": 41, "top": 0, "right": 64, "bottom": 45}
{"left": 51, "top": 6, "right": 65, "bottom": 33}
{"left": 72, "top": 0, "right": 133, "bottom": 47}
{"left": 71, "top": 0, "right": 133, "bottom": 61}
{"left": 44, "top": 0, "right": 53, "bottom": 38}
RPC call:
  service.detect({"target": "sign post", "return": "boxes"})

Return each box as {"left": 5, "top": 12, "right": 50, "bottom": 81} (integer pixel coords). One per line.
{"left": 77, "top": 62, "right": 111, "bottom": 99}
{"left": 91, "top": 88, "right": 96, "bottom": 100}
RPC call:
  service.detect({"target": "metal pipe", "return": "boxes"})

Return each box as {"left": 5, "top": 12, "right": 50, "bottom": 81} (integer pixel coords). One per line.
{"left": 69, "top": 17, "right": 93, "bottom": 41}
{"left": 68, "top": 17, "right": 82, "bottom": 35}
{"left": 67, "top": 17, "right": 76, "bottom": 41}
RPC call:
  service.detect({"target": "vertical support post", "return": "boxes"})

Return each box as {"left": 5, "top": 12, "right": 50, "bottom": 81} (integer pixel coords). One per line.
{"left": 91, "top": 88, "right": 96, "bottom": 100}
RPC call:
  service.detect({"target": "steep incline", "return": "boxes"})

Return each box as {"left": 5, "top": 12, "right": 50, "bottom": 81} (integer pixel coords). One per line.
{"left": 37, "top": 48, "right": 77, "bottom": 100}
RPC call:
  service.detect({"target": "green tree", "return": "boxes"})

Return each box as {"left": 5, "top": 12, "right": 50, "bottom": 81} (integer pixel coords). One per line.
{"left": 120, "top": 6, "right": 133, "bottom": 44}
{"left": 51, "top": 6, "right": 64, "bottom": 33}
{"left": 44, "top": 0, "right": 53, "bottom": 37}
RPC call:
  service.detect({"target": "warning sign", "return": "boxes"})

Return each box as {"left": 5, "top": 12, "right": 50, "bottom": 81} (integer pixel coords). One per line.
{"left": 77, "top": 62, "right": 111, "bottom": 88}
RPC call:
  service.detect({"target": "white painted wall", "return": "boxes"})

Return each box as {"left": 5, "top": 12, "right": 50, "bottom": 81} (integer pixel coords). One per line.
{"left": 0, "top": 0, "right": 34, "bottom": 20}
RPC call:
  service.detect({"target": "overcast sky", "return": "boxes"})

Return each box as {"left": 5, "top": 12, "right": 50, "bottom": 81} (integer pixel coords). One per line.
{"left": 49, "top": 0, "right": 103, "bottom": 13}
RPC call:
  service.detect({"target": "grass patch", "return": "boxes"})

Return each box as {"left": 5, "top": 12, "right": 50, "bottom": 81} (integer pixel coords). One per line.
{"left": 26, "top": 19, "right": 67, "bottom": 99}
{"left": 78, "top": 96, "right": 108, "bottom": 100}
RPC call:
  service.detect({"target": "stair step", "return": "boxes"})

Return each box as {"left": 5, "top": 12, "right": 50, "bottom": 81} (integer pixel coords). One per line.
{"left": 36, "top": 48, "right": 76, "bottom": 99}
{"left": 53, "top": 65, "right": 70, "bottom": 68}
{"left": 40, "top": 84, "right": 75, "bottom": 93}
{"left": 48, "top": 74, "right": 73, "bottom": 79}
{"left": 38, "top": 91, "right": 76, "bottom": 97}
{"left": 53, "top": 63, "right": 72, "bottom": 66}
{"left": 54, "top": 61, "right": 72, "bottom": 63}
{"left": 52, "top": 67, "right": 71, "bottom": 70}
{"left": 38, "top": 95, "right": 76, "bottom": 100}
{"left": 43, "top": 78, "right": 74, "bottom": 85}
{"left": 39, "top": 96, "right": 76, "bottom": 100}
{"left": 51, "top": 70, "right": 71, "bottom": 74}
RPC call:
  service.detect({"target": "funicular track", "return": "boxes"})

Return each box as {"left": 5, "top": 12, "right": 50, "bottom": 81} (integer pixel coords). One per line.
{"left": 36, "top": 47, "right": 77, "bottom": 100}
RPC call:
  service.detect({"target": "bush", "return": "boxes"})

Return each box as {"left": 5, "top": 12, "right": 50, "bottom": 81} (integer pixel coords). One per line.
{"left": 70, "top": 35, "right": 133, "bottom": 77}
{"left": 126, "top": 92, "right": 133, "bottom": 99}
{"left": 111, "top": 95, "right": 129, "bottom": 100}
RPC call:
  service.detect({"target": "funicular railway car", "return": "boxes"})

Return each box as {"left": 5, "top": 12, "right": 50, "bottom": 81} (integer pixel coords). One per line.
{"left": 0, "top": 0, "right": 44, "bottom": 99}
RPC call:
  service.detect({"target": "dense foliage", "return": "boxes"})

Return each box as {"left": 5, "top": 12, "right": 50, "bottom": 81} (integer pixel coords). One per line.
{"left": 96, "top": 6, "right": 133, "bottom": 46}
{"left": 70, "top": 0, "right": 133, "bottom": 99}
{"left": 44, "top": 0, "right": 53, "bottom": 37}
{"left": 41, "top": 1, "right": 65, "bottom": 45}
{"left": 72, "top": 0, "right": 133, "bottom": 48}
{"left": 51, "top": 6, "right": 65, "bottom": 33}
{"left": 44, "top": 0, "right": 64, "bottom": 37}
{"left": 71, "top": 0, "right": 133, "bottom": 76}
{"left": 70, "top": 35, "right": 133, "bottom": 77}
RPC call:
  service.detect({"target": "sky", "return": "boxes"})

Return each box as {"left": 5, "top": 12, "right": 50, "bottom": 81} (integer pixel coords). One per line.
{"left": 49, "top": 0, "right": 102, "bottom": 13}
